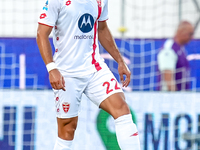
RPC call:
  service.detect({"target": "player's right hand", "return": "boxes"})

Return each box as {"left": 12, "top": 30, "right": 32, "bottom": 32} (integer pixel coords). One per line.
{"left": 118, "top": 62, "right": 131, "bottom": 87}
{"left": 49, "top": 69, "right": 66, "bottom": 91}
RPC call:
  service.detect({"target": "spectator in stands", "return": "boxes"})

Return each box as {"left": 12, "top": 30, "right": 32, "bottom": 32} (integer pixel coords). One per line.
{"left": 157, "top": 21, "right": 194, "bottom": 91}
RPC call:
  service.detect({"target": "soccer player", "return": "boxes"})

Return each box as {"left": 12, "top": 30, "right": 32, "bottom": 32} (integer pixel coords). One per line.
{"left": 37, "top": 0, "right": 141, "bottom": 149}
{"left": 157, "top": 21, "right": 194, "bottom": 91}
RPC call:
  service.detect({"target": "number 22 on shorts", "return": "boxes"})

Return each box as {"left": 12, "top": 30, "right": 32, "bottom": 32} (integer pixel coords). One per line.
{"left": 103, "top": 78, "right": 121, "bottom": 94}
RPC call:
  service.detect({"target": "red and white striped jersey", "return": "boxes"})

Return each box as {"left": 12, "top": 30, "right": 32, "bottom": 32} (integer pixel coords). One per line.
{"left": 38, "top": 0, "right": 108, "bottom": 77}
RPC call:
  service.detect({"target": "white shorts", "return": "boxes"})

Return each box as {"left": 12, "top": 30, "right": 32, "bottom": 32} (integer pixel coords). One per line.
{"left": 53, "top": 66, "right": 123, "bottom": 118}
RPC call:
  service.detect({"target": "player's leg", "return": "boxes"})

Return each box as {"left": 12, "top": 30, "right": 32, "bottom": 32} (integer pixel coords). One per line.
{"left": 54, "top": 117, "right": 78, "bottom": 150}
{"left": 85, "top": 67, "right": 141, "bottom": 150}
{"left": 99, "top": 91, "right": 129, "bottom": 119}
{"left": 53, "top": 76, "right": 88, "bottom": 150}
{"left": 57, "top": 117, "right": 78, "bottom": 140}
{"left": 100, "top": 92, "right": 141, "bottom": 150}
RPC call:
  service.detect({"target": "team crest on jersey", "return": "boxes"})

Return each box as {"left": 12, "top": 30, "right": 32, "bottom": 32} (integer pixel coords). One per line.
{"left": 78, "top": 13, "right": 94, "bottom": 33}
{"left": 62, "top": 102, "right": 70, "bottom": 113}
{"left": 43, "top": 0, "right": 49, "bottom": 11}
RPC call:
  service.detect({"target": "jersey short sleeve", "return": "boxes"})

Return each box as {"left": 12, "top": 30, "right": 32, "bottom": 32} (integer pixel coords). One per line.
{"left": 157, "top": 48, "right": 178, "bottom": 71}
{"left": 98, "top": 0, "right": 109, "bottom": 21}
{"left": 38, "top": 0, "right": 60, "bottom": 27}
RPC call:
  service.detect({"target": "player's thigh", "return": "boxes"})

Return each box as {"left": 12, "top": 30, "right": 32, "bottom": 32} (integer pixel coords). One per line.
{"left": 99, "top": 92, "right": 130, "bottom": 119}
{"left": 84, "top": 67, "right": 122, "bottom": 106}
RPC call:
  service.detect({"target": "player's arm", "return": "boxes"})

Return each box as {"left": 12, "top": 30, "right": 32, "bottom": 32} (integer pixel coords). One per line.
{"left": 98, "top": 21, "right": 131, "bottom": 87}
{"left": 157, "top": 48, "right": 178, "bottom": 91}
{"left": 162, "top": 70, "right": 177, "bottom": 91}
{"left": 36, "top": 24, "right": 65, "bottom": 91}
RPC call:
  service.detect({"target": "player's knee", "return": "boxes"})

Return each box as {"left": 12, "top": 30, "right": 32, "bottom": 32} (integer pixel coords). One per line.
{"left": 63, "top": 124, "right": 77, "bottom": 136}
{"left": 115, "top": 102, "right": 130, "bottom": 118}
{"left": 59, "top": 124, "right": 77, "bottom": 140}
{"left": 109, "top": 101, "right": 130, "bottom": 119}
{"left": 57, "top": 117, "right": 78, "bottom": 140}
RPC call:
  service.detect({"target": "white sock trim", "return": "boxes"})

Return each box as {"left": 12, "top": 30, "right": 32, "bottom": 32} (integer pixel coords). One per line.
{"left": 57, "top": 137, "right": 73, "bottom": 146}
{"left": 54, "top": 137, "right": 73, "bottom": 150}
{"left": 114, "top": 114, "right": 133, "bottom": 124}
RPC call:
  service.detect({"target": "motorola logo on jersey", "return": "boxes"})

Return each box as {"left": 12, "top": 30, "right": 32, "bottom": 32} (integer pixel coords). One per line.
{"left": 78, "top": 13, "right": 94, "bottom": 33}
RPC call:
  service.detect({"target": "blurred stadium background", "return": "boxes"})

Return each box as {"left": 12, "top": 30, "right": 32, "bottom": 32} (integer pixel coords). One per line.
{"left": 0, "top": 0, "right": 200, "bottom": 150}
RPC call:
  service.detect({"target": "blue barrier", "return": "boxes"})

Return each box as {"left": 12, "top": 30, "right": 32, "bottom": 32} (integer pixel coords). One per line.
{"left": 0, "top": 38, "right": 200, "bottom": 90}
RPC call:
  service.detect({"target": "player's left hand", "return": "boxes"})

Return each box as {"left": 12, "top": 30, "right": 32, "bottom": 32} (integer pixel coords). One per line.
{"left": 118, "top": 62, "right": 131, "bottom": 87}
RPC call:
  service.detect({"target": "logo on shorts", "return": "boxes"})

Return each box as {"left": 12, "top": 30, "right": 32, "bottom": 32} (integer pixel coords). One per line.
{"left": 62, "top": 102, "right": 70, "bottom": 113}
{"left": 78, "top": 13, "right": 94, "bottom": 33}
